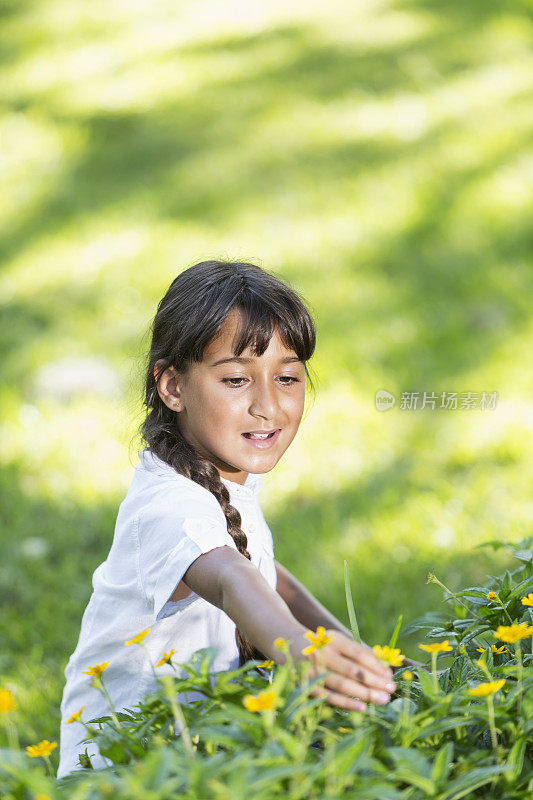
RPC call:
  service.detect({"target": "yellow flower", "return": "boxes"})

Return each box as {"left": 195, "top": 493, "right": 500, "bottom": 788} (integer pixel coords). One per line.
{"left": 476, "top": 644, "right": 507, "bottom": 655}
{"left": 243, "top": 689, "right": 278, "bottom": 712}
{"left": 155, "top": 649, "right": 175, "bottom": 667}
{"left": 492, "top": 645, "right": 507, "bottom": 654}
{"left": 521, "top": 593, "right": 533, "bottom": 606}
{"left": 82, "top": 661, "right": 110, "bottom": 678}
{"left": 468, "top": 679, "right": 505, "bottom": 697}
{"left": 402, "top": 671, "right": 413, "bottom": 681}
{"left": 338, "top": 726, "right": 351, "bottom": 733}
{"left": 418, "top": 641, "right": 453, "bottom": 653}
{"left": 125, "top": 628, "right": 150, "bottom": 646}
{"left": 273, "top": 637, "right": 288, "bottom": 650}
{"left": 301, "top": 626, "right": 334, "bottom": 655}
{"left": 257, "top": 659, "right": 275, "bottom": 669}
{"left": 0, "top": 688, "right": 16, "bottom": 714}
{"left": 475, "top": 659, "right": 485, "bottom": 668}
{"left": 372, "top": 645, "right": 405, "bottom": 667}
{"left": 66, "top": 706, "right": 86, "bottom": 724}
{"left": 494, "top": 622, "right": 533, "bottom": 644}
{"left": 26, "top": 740, "right": 58, "bottom": 758}
{"left": 486, "top": 591, "right": 497, "bottom": 601}
{"left": 35, "top": 795, "right": 53, "bottom": 800}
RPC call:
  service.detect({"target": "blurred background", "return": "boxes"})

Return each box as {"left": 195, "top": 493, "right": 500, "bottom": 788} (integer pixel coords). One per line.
{"left": 1, "top": 0, "right": 532, "bottom": 751}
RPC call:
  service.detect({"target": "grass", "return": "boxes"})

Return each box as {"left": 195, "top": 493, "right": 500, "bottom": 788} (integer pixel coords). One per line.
{"left": 0, "top": 0, "right": 532, "bottom": 772}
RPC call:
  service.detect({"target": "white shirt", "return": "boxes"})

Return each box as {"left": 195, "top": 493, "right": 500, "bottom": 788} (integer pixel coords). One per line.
{"left": 57, "top": 449, "right": 277, "bottom": 779}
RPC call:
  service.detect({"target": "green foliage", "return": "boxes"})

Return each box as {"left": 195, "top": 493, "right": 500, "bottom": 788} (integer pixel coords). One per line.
{"left": 1, "top": 536, "right": 532, "bottom": 799}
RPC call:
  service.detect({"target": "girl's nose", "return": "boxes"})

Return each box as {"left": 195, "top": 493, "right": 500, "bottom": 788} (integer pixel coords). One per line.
{"left": 248, "top": 380, "right": 279, "bottom": 420}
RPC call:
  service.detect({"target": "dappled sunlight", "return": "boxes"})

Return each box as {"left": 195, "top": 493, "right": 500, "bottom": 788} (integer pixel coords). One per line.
{"left": 1, "top": 399, "right": 131, "bottom": 504}
{"left": 0, "top": 0, "right": 532, "bottom": 750}
{"left": 1, "top": 0, "right": 531, "bottom": 526}
{"left": 0, "top": 110, "right": 83, "bottom": 237}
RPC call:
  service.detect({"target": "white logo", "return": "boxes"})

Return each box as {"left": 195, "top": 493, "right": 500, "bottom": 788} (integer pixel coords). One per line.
{"left": 375, "top": 390, "right": 395, "bottom": 412}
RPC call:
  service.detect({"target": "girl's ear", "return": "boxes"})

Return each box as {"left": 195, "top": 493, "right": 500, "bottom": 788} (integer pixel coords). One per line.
{"left": 154, "top": 363, "right": 183, "bottom": 412}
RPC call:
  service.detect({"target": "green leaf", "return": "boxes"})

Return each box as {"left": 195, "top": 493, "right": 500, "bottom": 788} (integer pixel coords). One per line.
{"left": 507, "top": 575, "right": 533, "bottom": 603}
{"left": 387, "top": 747, "right": 435, "bottom": 794}
{"left": 412, "top": 716, "right": 468, "bottom": 742}
{"left": 437, "top": 765, "right": 511, "bottom": 800}
{"left": 388, "top": 614, "right": 403, "bottom": 650}
{"left": 473, "top": 539, "right": 507, "bottom": 551}
{"left": 332, "top": 735, "right": 369, "bottom": 775}
{"left": 454, "top": 589, "right": 491, "bottom": 599}
{"left": 387, "top": 746, "right": 431, "bottom": 778}
{"left": 270, "top": 726, "right": 301, "bottom": 758}
{"left": 417, "top": 665, "right": 439, "bottom": 698}
{"left": 513, "top": 550, "right": 533, "bottom": 563}
{"left": 503, "top": 737, "right": 526, "bottom": 784}
{"left": 344, "top": 560, "right": 361, "bottom": 643}
{"left": 351, "top": 783, "right": 404, "bottom": 800}
{"left": 402, "top": 613, "right": 449, "bottom": 636}
{"left": 459, "top": 624, "right": 492, "bottom": 646}
{"left": 502, "top": 570, "right": 514, "bottom": 592}
{"left": 431, "top": 741, "right": 454, "bottom": 786}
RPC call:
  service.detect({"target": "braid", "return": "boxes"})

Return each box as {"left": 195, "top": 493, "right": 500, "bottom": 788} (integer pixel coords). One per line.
{"left": 137, "top": 259, "right": 317, "bottom": 670}
{"left": 147, "top": 407, "right": 267, "bottom": 669}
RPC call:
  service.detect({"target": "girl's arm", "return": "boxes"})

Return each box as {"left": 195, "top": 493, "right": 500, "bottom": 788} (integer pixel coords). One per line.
{"left": 183, "top": 546, "right": 396, "bottom": 710}
{"left": 183, "top": 545, "right": 310, "bottom": 657}
{"left": 274, "top": 560, "right": 421, "bottom": 671}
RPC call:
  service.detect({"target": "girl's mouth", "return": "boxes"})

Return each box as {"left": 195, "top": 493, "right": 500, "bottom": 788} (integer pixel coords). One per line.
{"left": 241, "top": 429, "right": 281, "bottom": 449}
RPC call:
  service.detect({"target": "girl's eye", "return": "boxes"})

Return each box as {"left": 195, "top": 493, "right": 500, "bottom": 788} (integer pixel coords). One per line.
{"left": 278, "top": 376, "right": 300, "bottom": 385}
{"left": 222, "top": 376, "right": 300, "bottom": 388}
{"left": 222, "top": 377, "right": 247, "bottom": 387}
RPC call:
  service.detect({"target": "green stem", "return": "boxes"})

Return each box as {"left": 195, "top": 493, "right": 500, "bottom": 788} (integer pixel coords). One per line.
{"left": 514, "top": 642, "right": 523, "bottom": 717}
{"left": 160, "top": 675, "right": 195, "bottom": 758}
{"left": 494, "top": 594, "right": 513, "bottom": 624}
{"left": 476, "top": 659, "right": 493, "bottom": 681}
{"left": 486, "top": 696, "right": 499, "bottom": 756}
{"left": 44, "top": 753, "right": 54, "bottom": 778}
{"left": 140, "top": 642, "right": 158, "bottom": 683}
{"left": 400, "top": 683, "right": 412, "bottom": 744}
{"left": 428, "top": 575, "right": 484, "bottom": 622}
{"left": 431, "top": 652, "right": 438, "bottom": 692}
{"left": 97, "top": 677, "right": 122, "bottom": 729}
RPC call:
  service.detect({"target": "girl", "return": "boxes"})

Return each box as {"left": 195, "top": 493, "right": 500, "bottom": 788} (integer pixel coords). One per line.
{"left": 57, "top": 259, "right": 396, "bottom": 778}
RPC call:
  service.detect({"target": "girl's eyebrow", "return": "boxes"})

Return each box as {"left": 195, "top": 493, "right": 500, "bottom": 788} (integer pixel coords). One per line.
{"left": 210, "top": 356, "right": 302, "bottom": 367}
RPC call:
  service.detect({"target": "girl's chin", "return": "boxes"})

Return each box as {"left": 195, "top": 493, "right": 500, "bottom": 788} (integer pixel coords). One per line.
{"left": 219, "top": 453, "right": 281, "bottom": 478}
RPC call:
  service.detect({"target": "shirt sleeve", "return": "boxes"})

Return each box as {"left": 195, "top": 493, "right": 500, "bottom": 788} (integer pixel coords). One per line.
{"left": 136, "top": 483, "right": 238, "bottom": 623}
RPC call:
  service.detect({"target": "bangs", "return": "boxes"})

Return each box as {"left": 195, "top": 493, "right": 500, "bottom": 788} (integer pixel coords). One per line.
{"left": 227, "top": 293, "right": 315, "bottom": 364}
{"left": 156, "top": 260, "right": 316, "bottom": 372}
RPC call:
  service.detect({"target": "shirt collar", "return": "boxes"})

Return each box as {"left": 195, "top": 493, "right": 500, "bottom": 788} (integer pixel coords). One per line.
{"left": 139, "top": 449, "right": 262, "bottom": 498}
{"left": 220, "top": 471, "right": 263, "bottom": 500}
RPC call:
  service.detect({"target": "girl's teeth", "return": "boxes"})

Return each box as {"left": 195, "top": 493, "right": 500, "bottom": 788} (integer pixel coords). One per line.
{"left": 247, "top": 432, "right": 274, "bottom": 439}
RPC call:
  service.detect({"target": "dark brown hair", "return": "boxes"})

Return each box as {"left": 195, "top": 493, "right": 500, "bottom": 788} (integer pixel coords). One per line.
{"left": 139, "top": 259, "right": 316, "bottom": 667}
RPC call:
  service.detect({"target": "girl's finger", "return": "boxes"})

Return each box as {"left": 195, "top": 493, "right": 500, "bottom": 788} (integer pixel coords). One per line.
{"left": 324, "top": 671, "right": 392, "bottom": 705}
{"left": 310, "top": 685, "right": 366, "bottom": 712}
{"left": 336, "top": 653, "right": 396, "bottom": 694}
{"left": 334, "top": 640, "right": 394, "bottom": 685}
{"left": 306, "top": 645, "right": 394, "bottom": 695}
{"left": 341, "top": 640, "right": 394, "bottom": 682}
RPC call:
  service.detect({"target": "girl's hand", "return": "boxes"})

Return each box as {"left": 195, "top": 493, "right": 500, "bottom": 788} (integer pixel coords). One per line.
{"left": 293, "top": 629, "right": 396, "bottom": 712}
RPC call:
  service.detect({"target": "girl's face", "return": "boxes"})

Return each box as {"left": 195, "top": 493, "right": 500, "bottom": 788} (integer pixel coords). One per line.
{"left": 156, "top": 309, "right": 306, "bottom": 484}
